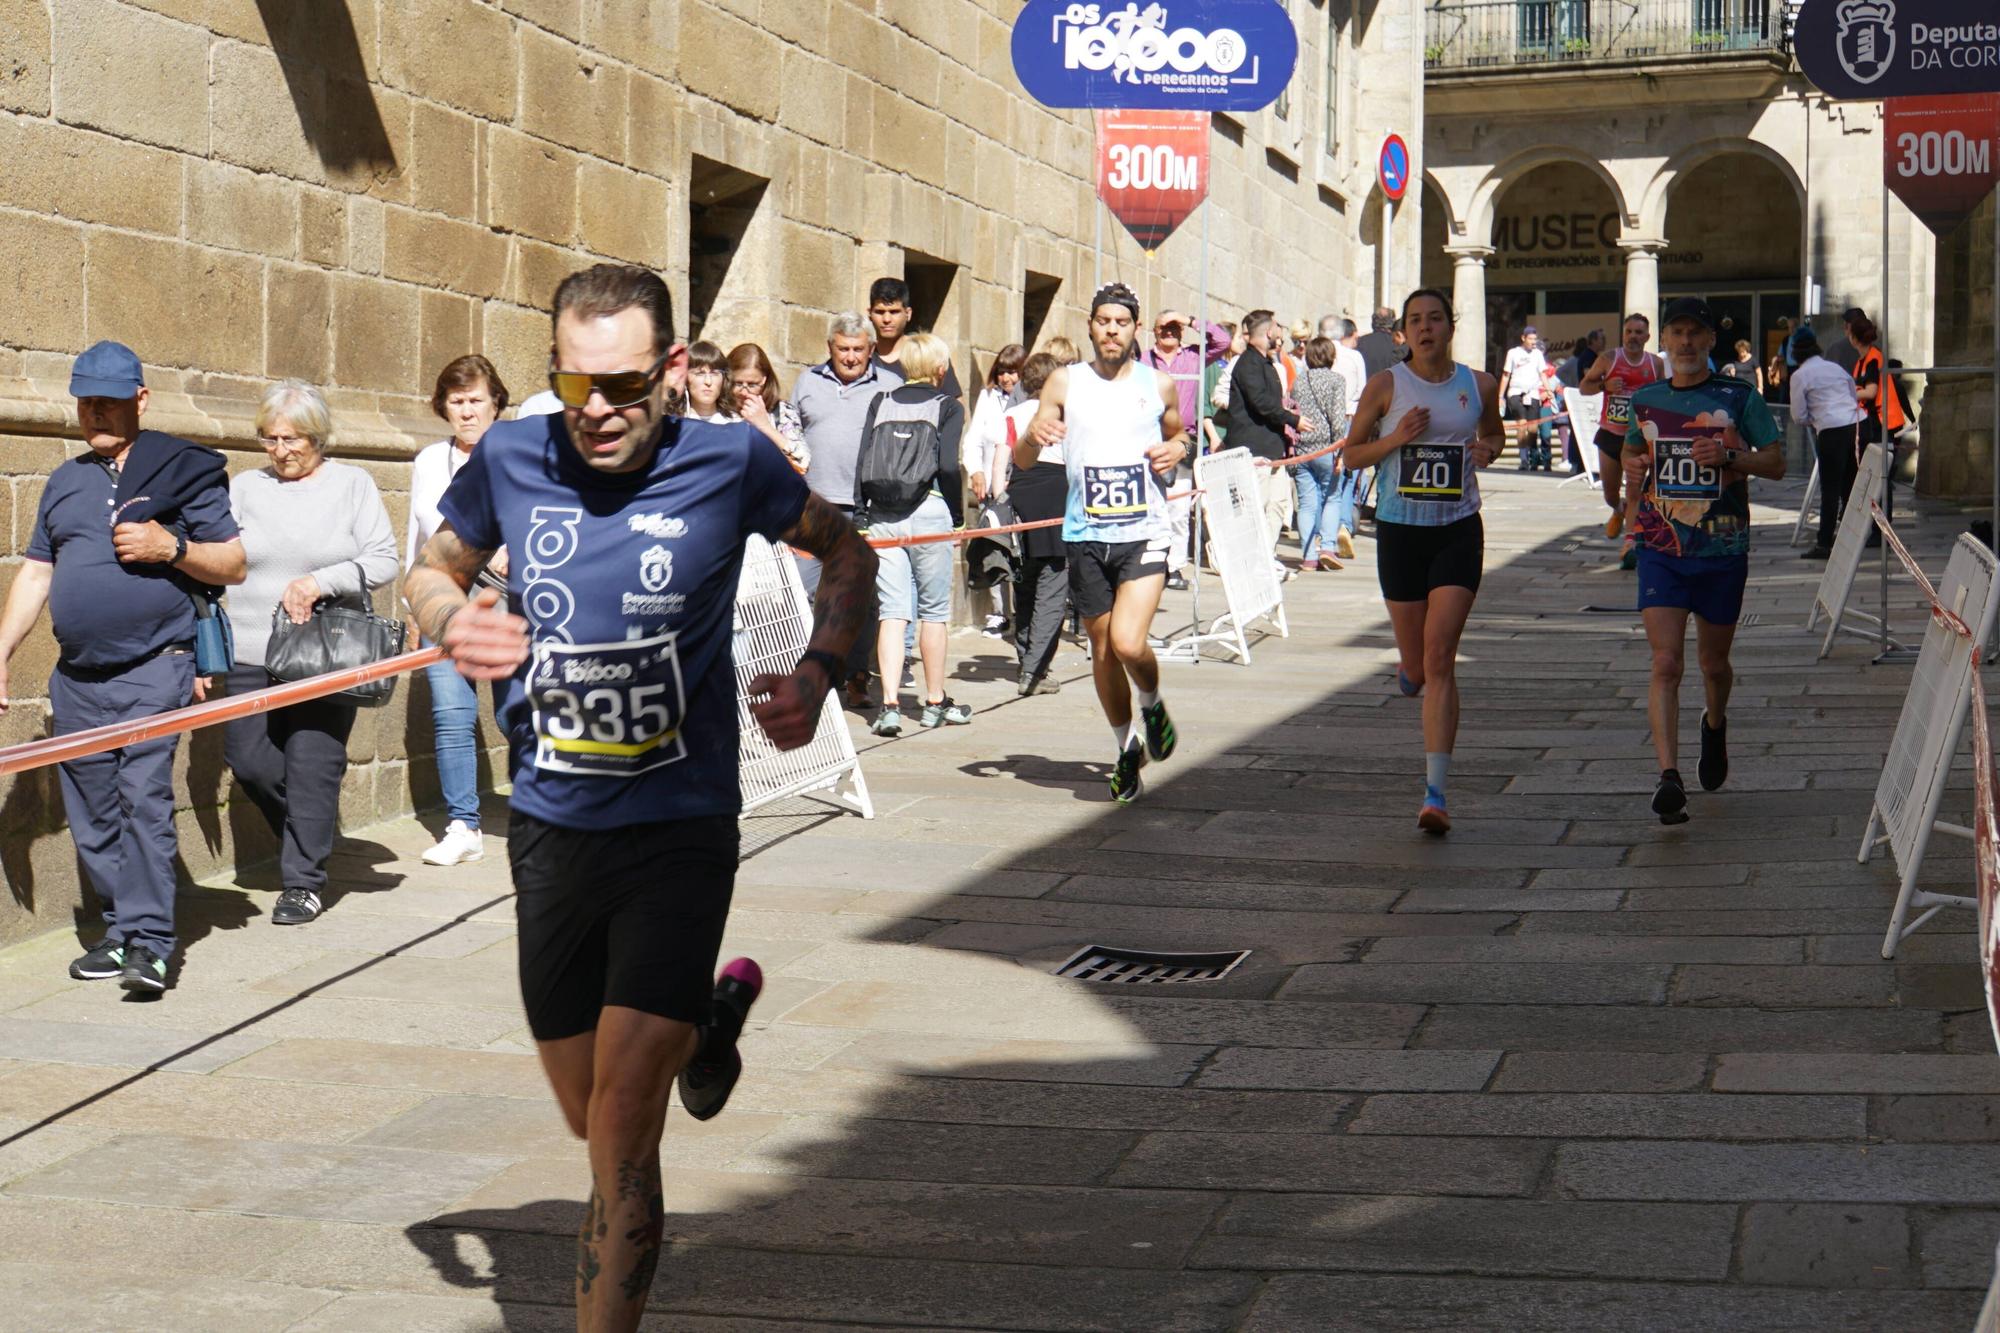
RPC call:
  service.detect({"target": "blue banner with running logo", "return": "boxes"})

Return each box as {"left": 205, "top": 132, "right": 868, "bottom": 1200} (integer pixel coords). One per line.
{"left": 1794, "top": 0, "right": 2000, "bottom": 99}
{"left": 1010, "top": 0, "right": 1300, "bottom": 111}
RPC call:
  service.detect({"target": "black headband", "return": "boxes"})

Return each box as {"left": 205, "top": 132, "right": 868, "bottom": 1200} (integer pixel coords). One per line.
{"left": 1091, "top": 283, "right": 1140, "bottom": 320}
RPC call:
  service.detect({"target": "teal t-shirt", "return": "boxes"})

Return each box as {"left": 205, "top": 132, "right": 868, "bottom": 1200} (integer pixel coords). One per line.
{"left": 1624, "top": 373, "right": 1779, "bottom": 559}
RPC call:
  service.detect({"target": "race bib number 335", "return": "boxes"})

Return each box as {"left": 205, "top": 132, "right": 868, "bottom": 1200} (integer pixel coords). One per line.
{"left": 1083, "top": 463, "right": 1148, "bottom": 524}
{"left": 1397, "top": 443, "right": 1466, "bottom": 501}
{"left": 529, "top": 631, "right": 687, "bottom": 777}
{"left": 1653, "top": 436, "right": 1720, "bottom": 501}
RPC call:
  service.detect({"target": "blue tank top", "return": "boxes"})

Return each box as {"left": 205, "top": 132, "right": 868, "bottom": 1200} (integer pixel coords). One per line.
{"left": 1373, "top": 362, "right": 1484, "bottom": 528}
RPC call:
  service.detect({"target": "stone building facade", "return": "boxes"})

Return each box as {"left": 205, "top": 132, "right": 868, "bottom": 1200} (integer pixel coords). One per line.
{"left": 1419, "top": 12, "right": 1936, "bottom": 404}
{"left": 0, "top": 0, "right": 1421, "bottom": 945}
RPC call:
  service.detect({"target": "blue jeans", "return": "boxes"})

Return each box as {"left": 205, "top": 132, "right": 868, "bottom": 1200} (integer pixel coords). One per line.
{"left": 426, "top": 658, "right": 481, "bottom": 828}
{"left": 1332, "top": 467, "right": 1364, "bottom": 537}
{"left": 1293, "top": 455, "right": 1340, "bottom": 560}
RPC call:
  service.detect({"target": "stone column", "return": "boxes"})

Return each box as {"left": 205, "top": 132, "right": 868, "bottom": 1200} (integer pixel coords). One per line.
{"left": 1620, "top": 239, "right": 1667, "bottom": 325}
{"left": 1446, "top": 245, "right": 1493, "bottom": 367}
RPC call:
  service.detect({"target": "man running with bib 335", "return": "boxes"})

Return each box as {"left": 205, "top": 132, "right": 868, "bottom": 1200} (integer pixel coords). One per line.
{"left": 1018, "top": 283, "right": 1187, "bottom": 804}
{"left": 404, "top": 265, "right": 875, "bottom": 1332}
{"left": 1619, "top": 296, "right": 1784, "bottom": 826}
{"left": 1341, "top": 289, "right": 1505, "bottom": 835}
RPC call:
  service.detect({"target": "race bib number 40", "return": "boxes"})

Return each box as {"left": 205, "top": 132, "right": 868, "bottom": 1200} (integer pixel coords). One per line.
{"left": 1397, "top": 443, "right": 1466, "bottom": 501}
{"left": 528, "top": 631, "right": 687, "bottom": 777}
{"left": 1083, "top": 463, "right": 1148, "bottom": 525}
{"left": 1653, "top": 436, "right": 1721, "bottom": 501}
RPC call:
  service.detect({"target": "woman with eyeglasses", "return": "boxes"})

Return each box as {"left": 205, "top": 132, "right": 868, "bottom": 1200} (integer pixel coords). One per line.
{"left": 725, "top": 343, "right": 810, "bottom": 473}
{"left": 225, "top": 381, "right": 398, "bottom": 925}
{"left": 406, "top": 355, "right": 511, "bottom": 869}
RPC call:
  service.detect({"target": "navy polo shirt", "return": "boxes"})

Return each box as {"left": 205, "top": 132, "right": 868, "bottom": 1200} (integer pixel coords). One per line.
{"left": 27, "top": 450, "right": 239, "bottom": 670}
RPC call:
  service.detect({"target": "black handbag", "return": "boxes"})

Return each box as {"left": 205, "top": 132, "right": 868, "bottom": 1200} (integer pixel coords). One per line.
{"left": 263, "top": 564, "right": 407, "bottom": 707}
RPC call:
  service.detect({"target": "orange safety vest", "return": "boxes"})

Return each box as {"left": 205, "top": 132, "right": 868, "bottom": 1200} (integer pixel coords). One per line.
{"left": 1853, "top": 346, "right": 1908, "bottom": 433}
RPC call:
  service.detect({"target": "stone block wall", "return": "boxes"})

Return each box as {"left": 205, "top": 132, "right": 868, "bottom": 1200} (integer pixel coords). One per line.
{"left": 1917, "top": 198, "right": 1995, "bottom": 502}
{"left": 0, "top": 0, "right": 1422, "bottom": 945}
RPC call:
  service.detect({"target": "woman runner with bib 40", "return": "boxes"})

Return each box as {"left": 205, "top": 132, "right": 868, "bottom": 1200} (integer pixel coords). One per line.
{"left": 1341, "top": 289, "right": 1505, "bottom": 835}
{"left": 1018, "top": 283, "right": 1187, "bottom": 805}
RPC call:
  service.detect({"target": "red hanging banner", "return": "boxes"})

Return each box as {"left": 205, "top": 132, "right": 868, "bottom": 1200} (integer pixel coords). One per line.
{"left": 1884, "top": 95, "right": 2000, "bottom": 236}
{"left": 1095, "top": 110, "right": 1210, "bottom": 253}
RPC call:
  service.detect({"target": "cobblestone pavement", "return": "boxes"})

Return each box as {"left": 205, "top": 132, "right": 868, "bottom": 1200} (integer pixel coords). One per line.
{"left": 0, "top": 467, "right": 1994, "bottom": 1330}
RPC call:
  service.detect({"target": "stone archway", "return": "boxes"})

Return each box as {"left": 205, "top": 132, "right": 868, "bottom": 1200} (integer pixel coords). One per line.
{"left": 1481, "top": 161, "right": 1627, "bottom": 374}
{"left": 1661, "top": 152, "right": 1804, "bottom": 367}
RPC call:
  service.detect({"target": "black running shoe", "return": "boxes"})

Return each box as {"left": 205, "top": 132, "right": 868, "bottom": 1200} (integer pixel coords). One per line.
{"left": 1698, "top": 713, "right": 1728, "bottom": 792}
{"left": 1140, "top": 700, "right": 1177, "bottom": 763}
{"left": 68, "top": 938, "right": 124, "bottom": 981}
{"left": 120, "top": 943, "right": 167, "bottom": 994}
{"left": 1652, "top": 769, "right": 1690, "bottom": 826}
{"left": 678, "top": 958, "right": 762, "bottom": 1122}
{"left": 272, "top": 888, "right": 322, "bottom": 925}
{"left": 1110, "top": 740, "right": 1146, "bottom": 804}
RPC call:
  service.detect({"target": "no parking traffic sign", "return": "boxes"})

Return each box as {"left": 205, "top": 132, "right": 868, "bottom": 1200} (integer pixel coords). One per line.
{"left": 1379, "top": 134, "right": 1410, "bottom": 203}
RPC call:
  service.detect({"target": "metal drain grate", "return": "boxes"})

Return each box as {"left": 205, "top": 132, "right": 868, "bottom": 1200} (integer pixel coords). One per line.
{"left": 1739, "top": 613, "right": 1763, "bottom": 627}
{"left": 1054, "top": 946, "right": 1250, "bottom": 984}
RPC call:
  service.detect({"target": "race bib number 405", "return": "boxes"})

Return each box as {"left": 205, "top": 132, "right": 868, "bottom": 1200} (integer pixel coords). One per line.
{"left": 1653, "top": 436, "right": 1721, "bottom": 501}
{"left": 528, "top": 631, "right": 687, "bottom": 777}
{"left": 1397, "top": 443, "right": 1466, "bottom": 501}
{"left": 1083, "top": 463, "right": 1148, "bottom": 525}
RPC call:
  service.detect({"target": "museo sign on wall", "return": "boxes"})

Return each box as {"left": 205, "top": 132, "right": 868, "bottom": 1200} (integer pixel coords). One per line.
{"left": 1011, "top": 1, "right": 1300, "bottom": 111}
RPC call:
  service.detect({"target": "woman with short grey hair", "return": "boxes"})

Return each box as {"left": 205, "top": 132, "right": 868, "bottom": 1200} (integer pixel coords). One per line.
{"left": 224, "top": 380, "right": 398, "bottom": 925}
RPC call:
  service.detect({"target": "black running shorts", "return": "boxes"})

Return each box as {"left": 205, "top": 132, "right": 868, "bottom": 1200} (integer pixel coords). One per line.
{"left": 1594, "top": 427, "right": 1628, "bottom": 460}
{"left": 1376, "top": 513, "right": 1485, "bottom": 603}
{"left": 510, "top": 810, "right": 738, "bottom": 1041}
{"left": 1067, "top": 537, "right": 1168, "bottom": 620}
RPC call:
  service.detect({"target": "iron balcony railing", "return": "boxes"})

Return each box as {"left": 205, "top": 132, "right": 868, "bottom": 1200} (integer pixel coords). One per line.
{"left": 1425, "top": 0, "right": 1790, "bottom": 72}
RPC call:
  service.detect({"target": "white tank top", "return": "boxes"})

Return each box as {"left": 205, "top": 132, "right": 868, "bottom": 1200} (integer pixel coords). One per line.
{"left": 1374, "top": 361, "right": 1484, "bottom": 527}
{"left": 1062, "top": 361, "right": 1171, "bottom": 543}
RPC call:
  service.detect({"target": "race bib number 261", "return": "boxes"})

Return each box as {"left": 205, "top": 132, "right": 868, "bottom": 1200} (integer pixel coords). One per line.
{"left": 529, "top": 631, "right": 687, "bottom": 777}
{"left": 1083, "top": 463, "right": 1147, "bottom": 525}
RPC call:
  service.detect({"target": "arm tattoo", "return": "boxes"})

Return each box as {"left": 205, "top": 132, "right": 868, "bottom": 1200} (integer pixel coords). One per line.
{"left": 404, "top": 525, "right": 495, "bottom": 643}
{"left": 782, "top": 493, "right": 878, "bottom": 666}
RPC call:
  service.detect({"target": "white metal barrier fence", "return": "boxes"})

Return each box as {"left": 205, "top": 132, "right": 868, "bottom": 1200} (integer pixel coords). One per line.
{"left": 1807, "top": 442, "right": 1889, "bottom": 659}
{"left": 733, "top": 536, "right": 873, "bottom": 818}
{"left": 1559, "top": 389, "right": 1602, "bottom": 488}
{"left": 1159, "top": 447, "right": 1286, "bottom": 664}
{"left": 1860, "top": 531, "right": 2000, "bottom": 957}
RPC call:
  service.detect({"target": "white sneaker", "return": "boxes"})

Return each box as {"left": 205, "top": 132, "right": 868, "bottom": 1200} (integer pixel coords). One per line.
{"left": 422, "top": 820, "right": 485, "bottom": 866}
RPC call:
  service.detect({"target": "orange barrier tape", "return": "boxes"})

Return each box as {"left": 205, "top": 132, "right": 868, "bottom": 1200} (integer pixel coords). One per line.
{"left": 867, "top": 485, "right": 1202, "bottom": 550}
{"left": 1968, "top": 650, "right": 2000, "bottom": 1053}
{"left": 1868, "top": 499, "right": 1974, "bottom": 639}
{"left": 0, "top": 646, "right": 443, "bottom": 778}
{"left": 1263, "top": 439, "right": 1346, "bottom": 469}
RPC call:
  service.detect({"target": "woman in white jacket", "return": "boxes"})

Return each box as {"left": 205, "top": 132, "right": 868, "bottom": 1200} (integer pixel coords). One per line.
{"left": 405, "top": 355, "right": 510, "bottom": 868}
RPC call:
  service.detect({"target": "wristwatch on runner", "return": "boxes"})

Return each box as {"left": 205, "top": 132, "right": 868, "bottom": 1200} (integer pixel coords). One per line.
{"left": 797, "top": 648, "right": 844, "bottom": 688}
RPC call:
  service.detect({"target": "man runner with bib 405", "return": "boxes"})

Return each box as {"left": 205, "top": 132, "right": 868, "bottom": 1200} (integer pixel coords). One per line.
{"left": 1342, "top": 289, "right": 1505, "bottom": 835}
{"left": 1018, "top": 283, "right": 1187, "bottom": 804}
{"left": 1619, "top": 296, "right": 1784, "bottom": 826}
{"left": 1581, "top": 313, "right": 1666, "bottom": 564}
{"left": 403, "top": 266, "right": 875, "bottom": 1333}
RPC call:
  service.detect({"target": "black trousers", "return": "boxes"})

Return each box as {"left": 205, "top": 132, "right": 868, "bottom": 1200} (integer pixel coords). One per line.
{"left": 223, "top": 665, "right": 358, "bottom": 895}
{"left": 1859, "top": 419, "right": 1895, "bottom": 531}
{"left": 1014, "top": 554, "right": 1070, "bottom": 683}
{"left": 1814, "top": 423, "right": 1861, "bottom": 550}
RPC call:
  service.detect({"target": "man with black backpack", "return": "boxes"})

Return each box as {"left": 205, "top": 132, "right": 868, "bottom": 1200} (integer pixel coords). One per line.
{"left": 854, "top": 332, "right": 971, "bottom": 737}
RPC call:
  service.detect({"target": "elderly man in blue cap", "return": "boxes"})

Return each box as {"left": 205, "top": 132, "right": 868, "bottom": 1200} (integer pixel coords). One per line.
{"left": 0, "top": 341, "right": 245, "bottom": 993}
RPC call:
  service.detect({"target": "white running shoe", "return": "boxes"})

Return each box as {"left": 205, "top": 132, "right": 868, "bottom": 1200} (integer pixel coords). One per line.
{"left": 422, "top": 820, "right": 485, "bottom": 866}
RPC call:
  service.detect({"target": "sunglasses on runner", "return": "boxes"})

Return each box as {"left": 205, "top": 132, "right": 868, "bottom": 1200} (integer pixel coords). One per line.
{"left": 547, "top": 352, "right": 673, "bottom": 410}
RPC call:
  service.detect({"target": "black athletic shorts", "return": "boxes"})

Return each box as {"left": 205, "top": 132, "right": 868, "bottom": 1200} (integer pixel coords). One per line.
{"left": 1594, "top": 427, "right": 1628, "bottom": 460}
{"left": 1376, "top": 513, "right": 1484, "bottom": 602}
{"left": 1067, "top": 537, "right": 1168, "bottom": 620}
{"left": 510, "top": 810, "right": 738, "bottom": 1041}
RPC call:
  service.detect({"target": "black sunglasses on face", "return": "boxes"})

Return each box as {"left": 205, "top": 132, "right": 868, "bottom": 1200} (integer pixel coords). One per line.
{"left": 548, "top": 351, "right": 673, "bottom": 410}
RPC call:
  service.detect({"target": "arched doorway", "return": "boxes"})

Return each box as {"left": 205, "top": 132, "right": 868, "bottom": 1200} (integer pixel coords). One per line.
{"left": 1420, "top": 179, "right": 1453, "bottom": 295}
{"left": 1485, "top": 161, "right": 1624, "bottom": 375}
{"left": 1662, "top": 153, "right": 1803, "bottom": 370}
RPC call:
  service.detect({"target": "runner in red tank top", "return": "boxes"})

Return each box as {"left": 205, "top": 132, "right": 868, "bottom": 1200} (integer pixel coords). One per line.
{"left": 1581, "top": 314, "right": 1666, "bottom": 562}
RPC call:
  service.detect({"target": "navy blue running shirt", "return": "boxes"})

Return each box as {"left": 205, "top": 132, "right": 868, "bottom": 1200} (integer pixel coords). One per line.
{"left": 438, "top": 412, "right": 811, "bottom": 830}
